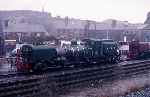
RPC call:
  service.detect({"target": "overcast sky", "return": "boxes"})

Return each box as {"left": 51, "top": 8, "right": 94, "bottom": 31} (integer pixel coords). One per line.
{"left": 0, "top": 0, "right": 150, "bottom": 23}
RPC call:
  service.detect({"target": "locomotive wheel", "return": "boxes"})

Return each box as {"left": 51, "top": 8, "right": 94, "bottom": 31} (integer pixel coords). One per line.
{"left": 116, "top": 56, "right": 121, "bottom": 63}
{"left": 112, "top": 56, "right": 120, "bottom": 63}
{"left": 112, "top": 57, "right": 117, "bottom": 63}
{"left": 107, "top": 57, "right": 112, "bottom": 63}
{"left": 33, "top": 61, "right": 48, "bottom": 71}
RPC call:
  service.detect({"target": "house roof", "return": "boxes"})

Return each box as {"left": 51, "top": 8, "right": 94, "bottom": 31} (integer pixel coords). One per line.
{"left": 93, "top": 19, "right": 143, "bottom": 30}
{"left": 142, "top": 24, "right": 150, "bottom": 30}
{"left": 52, "top": 18, "right": 86, "bottom": 30}
{"left": 3, "top": 23, "right": 47, "bottom": 33}
{"left": 51, "top": 18, "right": 144, "bottom": 30}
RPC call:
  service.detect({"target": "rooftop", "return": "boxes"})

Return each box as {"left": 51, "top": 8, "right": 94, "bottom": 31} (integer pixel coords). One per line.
{"left": 3, "top": 23, "right": 47, "bottom": 33}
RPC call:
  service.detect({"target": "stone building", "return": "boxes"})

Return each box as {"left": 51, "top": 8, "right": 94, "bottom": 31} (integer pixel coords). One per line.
{"left": 3, "top": 23, "right": 47, "bottom": 43}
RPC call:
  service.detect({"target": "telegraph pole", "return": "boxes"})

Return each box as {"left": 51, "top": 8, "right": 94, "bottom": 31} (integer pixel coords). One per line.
{"left": 106, "top": 30, "right": 109, "bottom": 39}
{"left": 42, "top": 0, "right": 47, "bottom": 12}
{"left": 84, "top": 20, "right": 90, "bottom": 39}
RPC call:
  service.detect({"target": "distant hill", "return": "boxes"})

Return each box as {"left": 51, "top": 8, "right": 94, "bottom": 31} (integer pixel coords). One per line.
{"left": 144, "top": 12, "right": 150, "bottom": 24}
{"left": 0, "top": 10, "right": 146, "bottom": 33}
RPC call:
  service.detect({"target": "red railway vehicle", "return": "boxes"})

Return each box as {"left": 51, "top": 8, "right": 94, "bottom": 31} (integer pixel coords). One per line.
{"left": 128, "top": 41, "right": 150, "bottom": 60}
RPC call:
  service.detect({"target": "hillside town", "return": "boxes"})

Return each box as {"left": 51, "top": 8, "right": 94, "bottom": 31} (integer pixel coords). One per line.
{"left": 0, "top": 10, "right": 149, "bottom": 54}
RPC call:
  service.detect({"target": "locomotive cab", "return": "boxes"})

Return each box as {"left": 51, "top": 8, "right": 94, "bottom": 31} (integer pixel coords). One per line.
{"left": 18, "top": 44, "right": 57, "bottom": 72}
{"left": 83, "top": 39, "right": 120, "bottom": 63}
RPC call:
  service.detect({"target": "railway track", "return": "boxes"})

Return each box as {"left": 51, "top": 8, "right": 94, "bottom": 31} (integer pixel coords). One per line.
{"left": 0, "top": 75, "right": 51, "bottom": 97}
{"left": 0, "top": 72, "right": 20, "bottom": 79}
{"left": 53, "top": 65, "right": 117, "bottom": 87}
{"left": 120, "top": 60, "right": 150, "bottom": 77}
{"left": 1, "top": 59, "right": 150, "bottom": 97}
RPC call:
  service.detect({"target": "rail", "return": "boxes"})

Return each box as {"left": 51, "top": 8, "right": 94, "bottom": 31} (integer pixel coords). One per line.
{"left": 0, "top": 59, "right": 150, "bottom": 97}
{"left": 0, "top": 57, "right": 16, "bottom": 66}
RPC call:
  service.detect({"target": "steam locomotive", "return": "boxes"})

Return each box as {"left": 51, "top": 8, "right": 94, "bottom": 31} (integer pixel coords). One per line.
{"left": 16, "top": 39, "right": 120, "bottom": 72}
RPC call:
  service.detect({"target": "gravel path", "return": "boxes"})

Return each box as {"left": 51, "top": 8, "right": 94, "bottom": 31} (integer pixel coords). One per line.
{"left": 60, "top": 87, "right": 150, "bottom": 97}
{"left": 59, "top": 75, "right": 150, "bottom": 97}
{"left": 119, "top": 87, "right": 150, "bottom": 97}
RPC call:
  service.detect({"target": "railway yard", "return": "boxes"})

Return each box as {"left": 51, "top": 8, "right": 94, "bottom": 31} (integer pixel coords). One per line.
{"left": 0, "top": 1, "right": 150, "bottom": 96}
{"left": 1, "top": 59, "right": 150, "bottom": 97}
{"left": 0, "top": 10, "right": 150, "bottom": 97}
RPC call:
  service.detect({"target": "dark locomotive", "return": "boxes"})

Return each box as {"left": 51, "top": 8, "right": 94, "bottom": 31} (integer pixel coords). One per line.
{"left": 16, "top": 39, "right": 120, "bottom": 72}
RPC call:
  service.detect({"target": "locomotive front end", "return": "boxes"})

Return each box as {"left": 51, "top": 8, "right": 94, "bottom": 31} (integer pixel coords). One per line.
{"left": 16, "top": 44, "right": 33, "bottom": 72}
